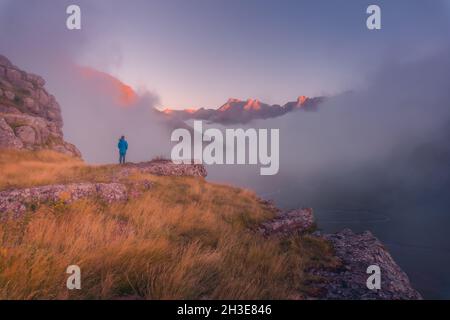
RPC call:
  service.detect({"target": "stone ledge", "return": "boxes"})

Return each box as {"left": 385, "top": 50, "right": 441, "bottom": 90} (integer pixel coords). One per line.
{"left": 0, "top": 182, "right": 129, "bottom": 219}
{"left": 117, "top": 160, "right": 208, "bottom": 178}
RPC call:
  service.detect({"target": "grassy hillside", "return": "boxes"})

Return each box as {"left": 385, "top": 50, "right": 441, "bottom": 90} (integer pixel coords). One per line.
{"left": 0, "top": 150, "right": 338, "bottom": 299}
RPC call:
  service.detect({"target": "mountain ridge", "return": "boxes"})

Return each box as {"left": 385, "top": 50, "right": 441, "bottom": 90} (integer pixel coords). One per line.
{"left": 162, "top": 95, "right": 325, "bottom": 124}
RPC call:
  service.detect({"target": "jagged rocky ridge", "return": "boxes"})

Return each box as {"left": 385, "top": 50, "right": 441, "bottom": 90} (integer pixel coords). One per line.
{"left": 0, "top": 55, "right": 80, "bottom": 157}
{"left": 162, "top": 96, "right": 325, "bottom": 124}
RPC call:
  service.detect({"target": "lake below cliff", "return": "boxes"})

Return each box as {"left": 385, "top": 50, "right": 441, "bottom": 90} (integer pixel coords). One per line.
{"left": 207, "top": 165, "right": 450, "bottom": 299}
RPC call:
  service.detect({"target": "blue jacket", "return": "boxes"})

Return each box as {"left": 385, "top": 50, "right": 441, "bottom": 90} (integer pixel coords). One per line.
{"left": 118, "top": 138, "right": 128, "bottom": 154}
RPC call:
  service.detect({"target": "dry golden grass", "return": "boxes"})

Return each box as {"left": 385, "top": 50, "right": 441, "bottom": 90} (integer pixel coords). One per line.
{"left": 0, "top": 150, "right": 338, "bottom": 299}
{"left": 0, "top": 149, "right": 116, "bottom": 190}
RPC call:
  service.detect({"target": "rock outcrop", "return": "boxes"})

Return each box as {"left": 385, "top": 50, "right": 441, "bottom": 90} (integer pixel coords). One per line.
{"left": 311, "top": 229, "right": 422, "bottom": 300}
{"left": 0, "top": 182, "right": 129, "bottom": 219}
{"left": 258, "top": 207, "right": 422, "bottom": 300}
{"left": 0, "top": 159, "right": 207, "bottom": 219}
{"left": 258, "top": 207, "right": 314, "bottom": 236}
{"left": 116, "top": 160, "right": 208, "bottom": 178}
{"left": 0, "top": 54, "right": 80, "bottom": 157}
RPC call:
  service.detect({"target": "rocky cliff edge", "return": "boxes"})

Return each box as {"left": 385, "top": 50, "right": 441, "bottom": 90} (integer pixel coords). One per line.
{"left": 0, "top": 54, "right": 80, "bottom": 157}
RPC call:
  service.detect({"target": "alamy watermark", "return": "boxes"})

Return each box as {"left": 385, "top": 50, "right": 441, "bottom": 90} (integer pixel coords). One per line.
{"left": 66, "top": 4, "right": 381, "bottom": 31}
{"left": 366, "top": 265, "right": 381, "bottom": 290}
{"left": 171, "top": 121, "right": 280, "bottom": 176}
{"left": 366, "top": 4, "right": 381, "bottom": 30}
{"left": 66, "top": 265, "right": 81, "bottom": 290}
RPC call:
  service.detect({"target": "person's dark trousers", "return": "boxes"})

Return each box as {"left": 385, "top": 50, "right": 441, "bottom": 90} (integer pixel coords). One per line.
{"left": 119, "top": 153, "right": 126, "bottom": 164}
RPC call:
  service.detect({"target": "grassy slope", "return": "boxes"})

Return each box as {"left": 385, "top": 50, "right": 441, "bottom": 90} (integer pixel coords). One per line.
{"left": 0, "top": 150, "right": 338, "bottom": 299}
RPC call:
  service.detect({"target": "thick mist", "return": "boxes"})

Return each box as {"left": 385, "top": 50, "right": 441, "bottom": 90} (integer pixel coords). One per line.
{"left": 207, "top": 50, "right": 450, "bottom": 208}
{"left": 0, "top": 0, "right": 174, "bottom": 163}
{"left": 205, "top": 50, "right": 450, "bottom": 298}
{"left": 50, "top": 65, "right": 174, "bottom": 163}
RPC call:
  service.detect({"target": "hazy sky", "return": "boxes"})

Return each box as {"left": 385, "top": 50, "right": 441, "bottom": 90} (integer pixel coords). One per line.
{"left": 1, "top": 0, "right": 449, "bottom": 109}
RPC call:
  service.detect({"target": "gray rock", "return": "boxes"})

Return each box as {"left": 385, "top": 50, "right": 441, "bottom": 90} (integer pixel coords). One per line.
{"left": 4, "top": 90, "right": 14, "bottom": 100}
{"left": 258, "top": 208, "right": 314, "bottom": 236}
{"left": 51, "top": 143, "right": 82, "bottom": 158}
{"left": 0, "top": 55, "right": 12, "bottom": 67}
{"left": 0, "top": 54, "right": 81, "bottom": 157}
{"left": 23, "top": 97, "right": 38, "bottom": 113}
{"left": 16, "top": 79, "right": 34, "bottom": 91}
{"left": 0, "top": 182, "right": 129, "bottom": 219}
{"left": 15, "top": 125, "right": 36, "bottom": 145}
{"left": 25, "top": 73, "right": 45, "bottom": 87}
{"left": 38, "top": 89, "right": 49, "bottom": 106}
{"left": 117, "top": 160, "right": 208, "bottom": 177}
{"left": 256, "top": 206, "right": 422, "bottom": 299}
{"left": 6, "top": 68, "right": 22, "bottom": 83}
{"left": 0, "top": 105, "right": 21, "bottom": 114}
{"left": 309, "top": 229, "right": 422, "bottom": 300}
{"left": 0, "top": 117, "right": 23, "bottom": 149}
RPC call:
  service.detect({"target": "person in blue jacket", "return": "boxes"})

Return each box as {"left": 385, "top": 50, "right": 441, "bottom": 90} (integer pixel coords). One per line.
{"left": 118, "top": 135, "right": 128, "bottom": 164}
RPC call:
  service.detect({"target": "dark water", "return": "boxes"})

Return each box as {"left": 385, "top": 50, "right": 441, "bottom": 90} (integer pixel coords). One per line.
{"left": 207, "top": 166, "right": 450, "bottom": 299}
{"left": 312, "top": 206, "right": 450, "bottom": 299}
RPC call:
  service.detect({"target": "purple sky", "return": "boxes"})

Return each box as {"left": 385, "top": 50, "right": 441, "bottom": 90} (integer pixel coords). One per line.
{"left": 1, "top": 0, "right": 449, "bottom": 110}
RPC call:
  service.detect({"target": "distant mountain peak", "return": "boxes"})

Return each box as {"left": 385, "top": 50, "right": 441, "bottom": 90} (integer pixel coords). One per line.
{"left": 297, "top": 95, "right": 309, "bottom": 106}
{"left": 160, "top": 95, "right": 325, "bottom": 125}
{"left": 244, "top": 98, "right": 261, "bottom": 111}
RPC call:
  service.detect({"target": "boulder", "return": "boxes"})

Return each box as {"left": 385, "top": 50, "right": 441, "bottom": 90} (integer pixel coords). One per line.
{"left": 258, "top": 208, "right": 314, "bottom": 236}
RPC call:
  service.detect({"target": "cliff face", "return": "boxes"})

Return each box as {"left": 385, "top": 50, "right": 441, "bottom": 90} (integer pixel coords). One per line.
{"left": 0, "top": 55, "right": 80, "bottom": 157}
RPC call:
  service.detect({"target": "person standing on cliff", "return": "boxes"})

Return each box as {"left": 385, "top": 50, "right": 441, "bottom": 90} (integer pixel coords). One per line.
{"left": 118, "top": 135, "right": 128, "bottom": 164}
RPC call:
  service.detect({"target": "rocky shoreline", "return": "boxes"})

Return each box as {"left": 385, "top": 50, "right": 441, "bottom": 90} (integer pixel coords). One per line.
{"left": 259, "top": 206, "right": 422, "bottom": 300}
{"left": 311, "top": 229, "right": 422, "bottom": 300}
